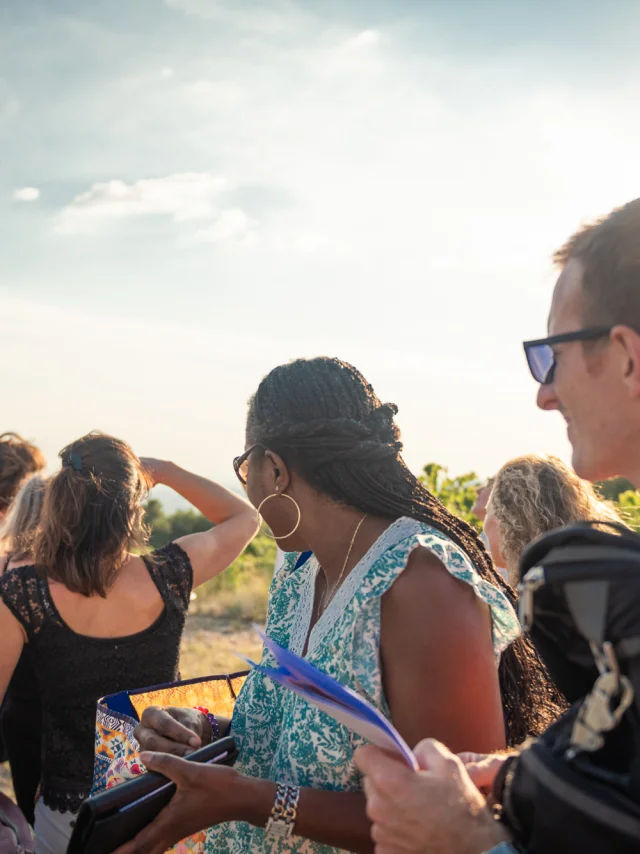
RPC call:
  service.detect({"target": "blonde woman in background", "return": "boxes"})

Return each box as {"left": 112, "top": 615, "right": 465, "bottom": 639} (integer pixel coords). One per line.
{"left": 484, "top": 454, "right": 622, "bottom": 587}
{"left": 0, "top": 472, "right": 47, "bottom": 562}
{"left": 0, "top": 474, "right": 48, "bottom": 825}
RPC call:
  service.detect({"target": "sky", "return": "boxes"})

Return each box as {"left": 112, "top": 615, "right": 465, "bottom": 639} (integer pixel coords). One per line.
{"left": 3, "top": 0, "right": 640, "bottom": 509}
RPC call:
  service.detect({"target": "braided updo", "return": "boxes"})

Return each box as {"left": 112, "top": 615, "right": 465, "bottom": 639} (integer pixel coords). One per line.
{"left": 248, "top": 357, "right": 565, "bottom": 745}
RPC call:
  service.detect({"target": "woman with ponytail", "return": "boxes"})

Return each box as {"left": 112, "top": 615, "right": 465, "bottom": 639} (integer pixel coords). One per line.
{"left": 0, "top": 432, "right": 258, "bottom": 854}
{"left": 124, "top": 358, "right": 563, "bottom": 854}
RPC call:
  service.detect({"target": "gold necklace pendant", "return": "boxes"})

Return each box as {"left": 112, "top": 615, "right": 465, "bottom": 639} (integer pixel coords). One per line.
{"left": 319, "top": 513, "right": 368, "bottom": 615}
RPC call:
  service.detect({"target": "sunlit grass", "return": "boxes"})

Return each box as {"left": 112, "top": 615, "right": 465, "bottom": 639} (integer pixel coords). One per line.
{"left": 179, "top": 534, "right": 275, "bottom": 676}
{"left": 189, "top": 534, "right": 275, "bottom": 624}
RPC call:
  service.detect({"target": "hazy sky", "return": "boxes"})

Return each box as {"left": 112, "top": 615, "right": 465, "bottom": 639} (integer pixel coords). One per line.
{"left": 3, "top": 0, "right": 640, "bottom": 506}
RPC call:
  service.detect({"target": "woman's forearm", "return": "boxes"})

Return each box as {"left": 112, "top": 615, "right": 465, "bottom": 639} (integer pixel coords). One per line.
{"left": 235, "top": 777, "right": 373, "bottom": 853}
{"left": 156, "top": 462, "right": 256, "bottom": 525}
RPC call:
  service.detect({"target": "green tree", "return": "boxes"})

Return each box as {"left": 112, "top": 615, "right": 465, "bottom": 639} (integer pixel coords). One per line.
{"left": 595, "top": 477, "right": 636, "bottom": 502}
{"left": 144, "top": 499, "right": 172, "bottom": 549}
{"left": 617, "top": 490, "right": 640, "bottom": 531}
{"left": 421, "top": 463, "right": 483, "bottom": 530}
{"left": 143, "top": 501, "right": 211, "bottom": 548}
{"left": 168, "top": 509, "right": 211, "bottom": 540}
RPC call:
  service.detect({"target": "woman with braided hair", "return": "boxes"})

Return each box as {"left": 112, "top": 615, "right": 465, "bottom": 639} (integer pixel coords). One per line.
{"left": 123, "top": 357, "right": 563, "bottom": 854}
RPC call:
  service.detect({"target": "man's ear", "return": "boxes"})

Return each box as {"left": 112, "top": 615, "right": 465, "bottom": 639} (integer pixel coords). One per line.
{"left": 264, "top": 450, "right": 291, "bottom": 493}
{"left": 612, "top": 326, "right": 640, "bottom": 398}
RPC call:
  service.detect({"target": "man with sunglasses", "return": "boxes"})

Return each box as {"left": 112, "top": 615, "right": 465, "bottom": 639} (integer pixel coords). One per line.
{"left": 355, "top": 197, "right": 640, "bottom": 854}
{"left": 523, "top": 203, "right": 640, "bottom": 486}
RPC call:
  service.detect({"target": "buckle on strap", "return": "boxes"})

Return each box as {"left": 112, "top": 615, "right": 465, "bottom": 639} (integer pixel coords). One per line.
{"left": 568, "top": 642, "right": 633, "bottom": 758}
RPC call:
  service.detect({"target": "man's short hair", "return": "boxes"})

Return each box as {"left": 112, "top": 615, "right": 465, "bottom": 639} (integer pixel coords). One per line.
{"left": 554, "top": 198, "right": 640, "bottom": 328}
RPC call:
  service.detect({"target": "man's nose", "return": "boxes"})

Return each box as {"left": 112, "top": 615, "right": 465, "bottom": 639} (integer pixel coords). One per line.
{"left": 537, "top": 382, "right": 558, "bottom": 411}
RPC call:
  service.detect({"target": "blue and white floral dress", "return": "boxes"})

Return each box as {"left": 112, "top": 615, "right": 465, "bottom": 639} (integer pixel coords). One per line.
{"left": 206, "top": 517, "right": 520, "bottom": 854}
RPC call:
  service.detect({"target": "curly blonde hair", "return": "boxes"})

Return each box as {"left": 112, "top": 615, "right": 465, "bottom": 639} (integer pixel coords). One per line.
{"left": 489, "top": 454, "right": 623, "bottom": 578}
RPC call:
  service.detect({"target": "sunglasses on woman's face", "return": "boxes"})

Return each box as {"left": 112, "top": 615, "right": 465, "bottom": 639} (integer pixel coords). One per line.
{"left": 233, "top": 444, "right": 262, "bottom": 485}
{"left": 522, "top": 327, "right": 612, "bottom": 385}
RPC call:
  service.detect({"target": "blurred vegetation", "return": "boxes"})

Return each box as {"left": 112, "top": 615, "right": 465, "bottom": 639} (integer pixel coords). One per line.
{"left": 144, "top": 499, "right": 212, "bottom": 547}
{"left": 190, "top": 533, "right": 276, "bottom": 623}
{"left": 144, "top": 498, "right": 276, "bottom": 622}
{"left": 594, "top": 477, "right": 636, "bottom": 502}
{"left": 616, "top": 490, "right": 640, "bottom": 531}
{"left": 594, "top": 478, "right": 640, "bottom": 530}
{"left": 420, "top": 463, "right": 484, "bottom": 531}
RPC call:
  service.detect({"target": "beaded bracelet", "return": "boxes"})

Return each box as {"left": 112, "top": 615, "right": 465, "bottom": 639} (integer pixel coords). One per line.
{"left": 194, "top": 706, "right": 219, "bottom": 743}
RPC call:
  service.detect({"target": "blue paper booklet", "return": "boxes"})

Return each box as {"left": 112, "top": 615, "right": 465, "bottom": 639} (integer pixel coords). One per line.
{"left": 238, "top": 626, "right": 418, "bottom": 770}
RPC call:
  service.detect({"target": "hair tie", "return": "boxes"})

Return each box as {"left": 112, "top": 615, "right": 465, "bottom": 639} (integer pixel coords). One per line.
{"left": 62, "top": 452, "right": 83, "bottom": 472}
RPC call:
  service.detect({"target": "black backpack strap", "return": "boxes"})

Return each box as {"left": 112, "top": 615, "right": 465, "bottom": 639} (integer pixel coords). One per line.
{"left": 517, "top": 746, "right": 640, "bottom": 840}
{"left": 564, "top": 581, "right": 609, "bottom": 647}
{"left": 616, "top": 636, "right": 640, "bottom": 661}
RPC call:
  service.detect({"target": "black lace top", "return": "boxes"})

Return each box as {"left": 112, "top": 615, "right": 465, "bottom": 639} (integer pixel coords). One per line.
{"left": 0, "top": 542, "right": 193, "bottom": 813}
{"left": 1, "top": 558, "right": 41, "bottom": 706}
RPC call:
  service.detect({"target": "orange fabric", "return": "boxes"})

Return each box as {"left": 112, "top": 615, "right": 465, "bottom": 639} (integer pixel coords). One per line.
{"left": 129, "top": 675, "right": 246, "bottom": 721}
{"left": 94, "top": 672, "right": 248, "bottom": 854}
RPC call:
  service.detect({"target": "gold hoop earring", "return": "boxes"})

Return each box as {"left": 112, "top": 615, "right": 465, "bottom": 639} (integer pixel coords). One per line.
{"left": 256, "top": 492, "right": 301, "bottom": 540}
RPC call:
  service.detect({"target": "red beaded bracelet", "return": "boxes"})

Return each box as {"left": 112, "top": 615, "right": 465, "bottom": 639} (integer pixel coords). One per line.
{"left": 194, "top": 706, "right": 219, "bottom": 742}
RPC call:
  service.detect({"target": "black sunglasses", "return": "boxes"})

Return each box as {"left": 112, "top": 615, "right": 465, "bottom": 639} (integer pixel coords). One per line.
{"left": 522, "top": 326, "right": 612, "bottom": 385}
{"left": 233, "top": 443, "right": 262, "bottom": 485}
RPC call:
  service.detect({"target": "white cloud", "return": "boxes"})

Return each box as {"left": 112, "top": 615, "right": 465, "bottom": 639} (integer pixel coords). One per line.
{"left": 55, "top": 172, "right": 229, "bottom": 234}
{"left": 164, "top": 0, "right": 227, "bottom": 17}
{"left": 269, "top": 228, "right": 331, "bottom": 254}
{"left": 344, "top": 30, "right": 380, "bottom": 50}
{"left": 185, "top": 208, "right": 257, "bottom": 245}
{"left": 182, "top": 79, "right": 244, "bottom": 109}
{"left": 164, "top": 0, "right": 305, "bottom": 34}
{"left": 161, "top": 66, "right": 175, "bottom": 79}
{"left": 13, "top": 187, "right": 40, "bottom": 202}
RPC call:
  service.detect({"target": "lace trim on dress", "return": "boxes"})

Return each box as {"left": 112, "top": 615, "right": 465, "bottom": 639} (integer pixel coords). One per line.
{"left": 40, "top": 780, "right": 91, "bottom": 814}
{"left": 289, "top": 518, "right": 422, "bottom": 658}
{"left": 288, "top": 517, "right": 520, "bottom": 663}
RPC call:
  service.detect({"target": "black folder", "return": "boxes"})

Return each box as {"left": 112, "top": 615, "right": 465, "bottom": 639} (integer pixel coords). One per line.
{"left": 66, "top": 736, "right": 238, "bottom": 854}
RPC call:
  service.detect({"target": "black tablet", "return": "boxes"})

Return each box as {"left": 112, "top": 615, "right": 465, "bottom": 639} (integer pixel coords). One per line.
{"left": 67, "top": 736, "right": 238, "bottom": 854}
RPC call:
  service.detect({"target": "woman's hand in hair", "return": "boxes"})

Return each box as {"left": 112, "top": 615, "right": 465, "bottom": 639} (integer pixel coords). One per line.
{"left": 134, "top": 706, "right": 230, "bottom": 757}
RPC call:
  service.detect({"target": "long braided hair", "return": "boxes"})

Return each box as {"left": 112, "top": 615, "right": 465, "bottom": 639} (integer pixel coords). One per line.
{"left": 247, "top": 357, "right": 565, "bottom": 745}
